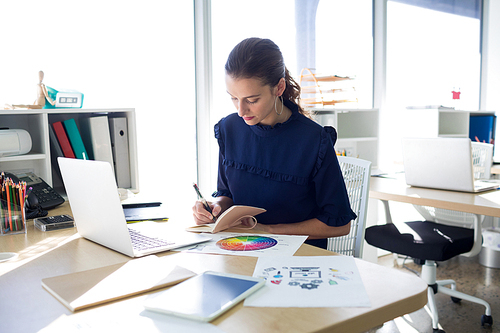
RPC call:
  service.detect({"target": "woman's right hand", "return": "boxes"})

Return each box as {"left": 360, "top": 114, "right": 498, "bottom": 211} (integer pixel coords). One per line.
{"left": 192, "top": 200, "right": 221, "bottom": 225}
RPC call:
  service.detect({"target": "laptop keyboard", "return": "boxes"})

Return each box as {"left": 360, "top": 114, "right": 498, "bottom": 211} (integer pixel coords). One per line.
{"left": 129, "top": 228, "right": 174, "bottom": 251}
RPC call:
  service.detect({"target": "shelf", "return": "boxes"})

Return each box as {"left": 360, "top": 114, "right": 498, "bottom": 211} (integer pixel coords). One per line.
{"left": 338, "top": 137, "right": 378, "bottom": 142}
{"left": 299, "top": 73, "right": 352, "bottom": 82}
{"left": 301, "top": 87, "right": 343, "bottom": 94}
{"left": 0, "top": 108, "right": 138, "bottom": 195}
{"left": 438, "top": 134, "right": 469, "bottom": 138}
{"left": 301, "top": 99, "right": 353, "bottom": 106}
{"left": 299, "top": 68, "right": 358, "bottom": 108}
{"left": 312, "top": 108, "right": 378, "bottom": 113}
{"left": 0, "top": 153, "right": 46, "bottom": 162}
{"left": 405, "top": 108, "right": 497, "bottom": 139}
{"left": 311, "top": 107, "right": 379, "bottom": 167}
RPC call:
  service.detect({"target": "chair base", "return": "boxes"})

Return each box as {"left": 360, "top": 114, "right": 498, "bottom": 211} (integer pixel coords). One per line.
{"left": 421, "top": 260, "right": 492, "bottom": 331}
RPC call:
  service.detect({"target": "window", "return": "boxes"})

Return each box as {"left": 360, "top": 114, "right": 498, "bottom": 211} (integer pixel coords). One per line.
{"left": 315, "top": 0, "right": 373, "bottom": 108}
{"left": 206, "top": 0, "right": 374, "bottom": 192}
{"left": 208, "top": 0, "right": 297, "bottom": 192}
{"left": 386, "top": 0, "right": 482, "bottom": 110}
{"left": 380, "top": 0, "right": 482, "bottom": 170}
{"left": 0, "top": 1, "right": 196, "bottom": 219}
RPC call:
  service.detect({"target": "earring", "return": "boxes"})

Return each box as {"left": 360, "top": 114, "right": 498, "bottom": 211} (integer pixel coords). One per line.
{"left": 274, "top": 96, "right": 284, "bottom": 115}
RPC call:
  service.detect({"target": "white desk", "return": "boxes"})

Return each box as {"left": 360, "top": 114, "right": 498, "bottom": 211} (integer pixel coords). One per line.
{"left": 369, "top": 176, "right": 500, "bottom": 218}
{"left": 0, "top": 203, "right": 428, "bottom": 333}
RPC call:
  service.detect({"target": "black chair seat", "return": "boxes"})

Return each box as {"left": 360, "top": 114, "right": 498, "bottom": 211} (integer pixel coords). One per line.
{"left": 365, "top": 221, "right": 475, "bottom": 261}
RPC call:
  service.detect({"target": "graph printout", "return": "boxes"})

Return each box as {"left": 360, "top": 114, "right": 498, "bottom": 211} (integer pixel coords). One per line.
{"left": 244, "top": 256, "right": 371, "bottom": 307}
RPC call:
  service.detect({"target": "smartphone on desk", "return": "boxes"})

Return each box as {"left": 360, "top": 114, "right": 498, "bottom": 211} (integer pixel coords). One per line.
{"left": 34, "top": 214, "right": 74, "bottom": 231}
{"left": 3, "top": 171, "right": 65, "bottom": 210}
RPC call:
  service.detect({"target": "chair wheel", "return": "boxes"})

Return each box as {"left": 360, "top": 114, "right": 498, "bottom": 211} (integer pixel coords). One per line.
{"left": 481, "top": 314, "right": 493, "bottom": 326}
{"left": 451, "top": 296, "right": 461, "bottom": 303}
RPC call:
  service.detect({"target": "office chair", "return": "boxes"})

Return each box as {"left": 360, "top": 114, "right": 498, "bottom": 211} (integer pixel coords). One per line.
{"left": 365, "top": 142, "right": 494, "bottom": 332}
{"left": 327, "top": 156, "right": 371, "bottom": 258}
{"left": 471, "top": 141, "right": 493, "bottom": 180}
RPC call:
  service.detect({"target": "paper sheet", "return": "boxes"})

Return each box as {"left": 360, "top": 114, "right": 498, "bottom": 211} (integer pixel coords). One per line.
{"left": 179, "top": 232, "right": 307, "bottom": 257}
{"left": 244, "top": 256, "right": 371, "bottom": 307}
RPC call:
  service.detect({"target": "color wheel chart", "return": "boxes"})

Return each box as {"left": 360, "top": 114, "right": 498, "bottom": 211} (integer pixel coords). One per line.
{"left": 216, "top": 236, "right": 278, "bottom": 251}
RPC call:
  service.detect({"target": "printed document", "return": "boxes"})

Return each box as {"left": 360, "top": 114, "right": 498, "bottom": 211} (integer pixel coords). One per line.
{"left": 244, "top": 256, "right": 371, "bottom": 307}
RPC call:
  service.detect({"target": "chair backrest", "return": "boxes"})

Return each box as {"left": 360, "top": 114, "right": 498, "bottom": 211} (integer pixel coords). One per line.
{"left": 327, "top": 156, "right": 371, "bottom": 257}
{"left": 471, "top": 141, "right": 493, "bottom": 180}
{"left": 413, "top": 205, "right": 476, "bottom": 228}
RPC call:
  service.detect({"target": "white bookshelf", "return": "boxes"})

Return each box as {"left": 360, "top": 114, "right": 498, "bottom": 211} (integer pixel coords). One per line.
{"left": 0, "top": 108, "right": 138, "bottom": 195}
{"left": 312, "top": 108, "right": 379, "bottom": 167}
{"left": 404, "top": 107, "right": 495, "bottom": 138}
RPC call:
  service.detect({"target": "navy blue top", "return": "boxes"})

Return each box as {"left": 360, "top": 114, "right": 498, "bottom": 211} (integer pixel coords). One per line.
{"left": 213, "top": 100, "right": 356, "bottom": 249}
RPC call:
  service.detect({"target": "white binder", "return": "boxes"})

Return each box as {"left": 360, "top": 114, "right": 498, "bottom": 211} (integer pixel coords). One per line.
{"left": 80, "top": 116, "right": 115, "bottom": 175}
{"left": 109, "top": 117, "right": 131, "bottom": 188}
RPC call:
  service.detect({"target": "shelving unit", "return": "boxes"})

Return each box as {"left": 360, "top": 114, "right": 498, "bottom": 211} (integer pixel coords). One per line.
{"left": 0, "top": 108, "right": 138, "bottom": 196}
{"left": 299, "top": 68, "right": 358, "bottom": 108}
{"left": 404, "top": 107, "right": 495, "bottom": 138}
{"left": 312, "top": 108, "right": 379, "bottom": 167}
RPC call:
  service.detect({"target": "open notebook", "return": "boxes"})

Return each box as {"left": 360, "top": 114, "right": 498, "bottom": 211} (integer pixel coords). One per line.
{"left": 402, "top": 138, "right": 499, "bottom": 193}
{"left": 58, "top": 157, "right": 209, "bottom": 257}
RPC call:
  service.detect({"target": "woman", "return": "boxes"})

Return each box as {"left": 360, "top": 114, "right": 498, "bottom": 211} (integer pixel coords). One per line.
{"left": 193, "top": 37, "right": 356, "bottom": 248}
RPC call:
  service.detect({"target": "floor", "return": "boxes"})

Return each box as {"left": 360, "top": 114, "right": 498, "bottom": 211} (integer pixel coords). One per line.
{"left": 364, "top": 254, "right": 500, "bottom": 333}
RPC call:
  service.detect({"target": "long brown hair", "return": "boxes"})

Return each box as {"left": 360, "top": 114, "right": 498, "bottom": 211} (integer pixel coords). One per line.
{"left": 225, "top": 38, "right": 310, "bottom": 118}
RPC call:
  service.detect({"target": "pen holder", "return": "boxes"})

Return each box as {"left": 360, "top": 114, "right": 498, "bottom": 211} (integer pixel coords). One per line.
{"left": 0, "top": 199, "right": 27, "bottom": 235}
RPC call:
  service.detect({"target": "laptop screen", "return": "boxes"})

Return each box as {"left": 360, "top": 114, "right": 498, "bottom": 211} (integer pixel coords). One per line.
{"left": 402, "top": 138, "right": 476, "bottom": 192}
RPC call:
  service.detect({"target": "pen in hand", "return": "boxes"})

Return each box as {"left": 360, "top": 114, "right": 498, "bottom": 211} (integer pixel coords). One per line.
{"left": 193, "top": 183, "right": 217, "bottom": 222}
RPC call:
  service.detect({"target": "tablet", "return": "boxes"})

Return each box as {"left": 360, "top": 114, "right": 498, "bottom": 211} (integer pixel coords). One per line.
{"left": 143, "top": 271, "right": 265, "bottom": 322}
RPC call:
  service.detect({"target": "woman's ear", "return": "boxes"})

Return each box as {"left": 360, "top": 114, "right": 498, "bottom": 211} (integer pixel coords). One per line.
{"left": 275, "top": 77, "right": 286, "bottom": 96}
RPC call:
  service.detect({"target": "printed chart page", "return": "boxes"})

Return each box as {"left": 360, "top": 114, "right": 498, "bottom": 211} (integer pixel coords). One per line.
{"left": 244, "top": 256, "right": 371, "bottom": 307}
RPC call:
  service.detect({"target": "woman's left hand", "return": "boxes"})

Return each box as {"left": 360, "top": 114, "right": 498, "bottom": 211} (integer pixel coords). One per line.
{"left": 235, "top": 216, "right": 257, "bottom": 229}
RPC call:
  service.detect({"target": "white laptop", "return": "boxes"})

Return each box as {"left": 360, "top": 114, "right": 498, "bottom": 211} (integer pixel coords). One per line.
{"left": 58, "top": 157, "right": 209, "bottom": 257}
{"left": 402, "top": 137, "right": 499, "bottom": 193}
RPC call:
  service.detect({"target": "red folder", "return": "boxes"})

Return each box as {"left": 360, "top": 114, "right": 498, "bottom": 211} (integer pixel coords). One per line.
{"left": 52, "top": 121, "right": 76, "bottom": 158}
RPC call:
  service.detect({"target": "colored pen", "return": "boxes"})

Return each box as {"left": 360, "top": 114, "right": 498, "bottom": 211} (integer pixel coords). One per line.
{"left": 193, "top": 183, "right": 216, "bottom": 222}
{"left": 5, "top": 179, "right": 12, "bottom": 231}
